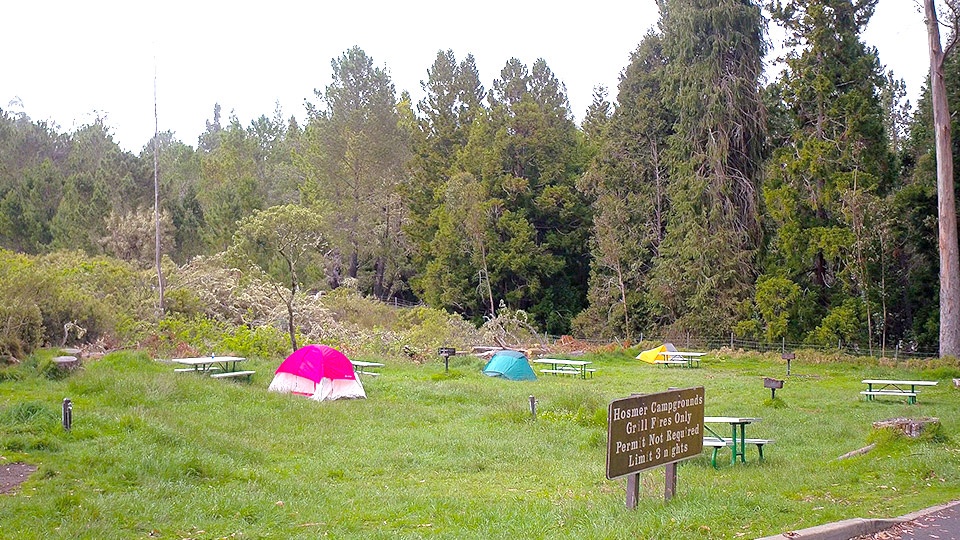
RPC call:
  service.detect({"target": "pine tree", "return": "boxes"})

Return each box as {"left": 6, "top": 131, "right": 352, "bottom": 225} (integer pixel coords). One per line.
{"left": 574, "top": 33, "right": 674, "bottom": 340}
{"left": 651, "top": 0, "right": 768, "bottom": 334}
{"left": 763, "top": 0, "right": 896, "bottom": 346}
{"left": 297, "top": 46, "right": 410, "bottom": 300}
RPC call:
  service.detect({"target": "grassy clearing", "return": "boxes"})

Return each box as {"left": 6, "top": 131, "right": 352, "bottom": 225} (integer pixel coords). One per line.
{"left": 1, "top": 349, "right": 959, "bottom": 539}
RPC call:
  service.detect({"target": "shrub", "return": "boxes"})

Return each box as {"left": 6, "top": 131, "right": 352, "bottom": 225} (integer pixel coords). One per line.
{"left": 394, "top": 306, "right": 482, "bottom": 359}
{"left": 144, "top": 315, "right": 289, "bottom": 359}
{"left": 35, "top": 251, "right": 156, "bottom": 346}
{"left": 0, "top": 299, "right": 44, "bottom": 361}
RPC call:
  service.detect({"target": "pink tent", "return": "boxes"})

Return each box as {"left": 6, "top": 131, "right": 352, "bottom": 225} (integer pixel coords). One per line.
{"left": 268, "top": 345, "right": 365, "bottom": 401}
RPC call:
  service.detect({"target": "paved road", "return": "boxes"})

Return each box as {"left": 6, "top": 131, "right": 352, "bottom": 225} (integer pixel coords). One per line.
{"left": 856, "top": 503, "right": 960, "bottom": 540}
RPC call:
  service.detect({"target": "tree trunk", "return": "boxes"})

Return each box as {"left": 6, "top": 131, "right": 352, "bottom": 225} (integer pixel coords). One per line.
{"left": 926, "top": 0, "right": 960, "bottom": 357}
{"left": 480, "top": 242, "right": 496, "bottom": 318}
{"left": 616, "top": 260, "right": 630, "bottom": 339}
{"left": 153, "top": 65, "right": 164, "bottom": 315}
{"left": 285, "top": 259, "right": 299, "bottom": 352}
{"left": 286, "top": 295, "right": 298, "bottom": 352}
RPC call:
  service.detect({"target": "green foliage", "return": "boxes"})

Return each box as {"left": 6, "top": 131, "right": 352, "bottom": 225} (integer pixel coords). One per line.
{"left": 755, "top": 276, "right": 802, "bottom": 341}
{"left": 149, "top": 315, "right": 288, "bottom": 359}
{"left": 99, "top": 207, "right": 174, "bottom": 267}
{"left": 2, "top": 22, "right": 959, "bottom": 353}
{"left": 650, "top": 0, "right": 767, "bottom": 335}
{"left": 414, "top": 56, "right": 591, "bottom": 334}
{"left": 227, "top": 203, "right": 329, "bottom": 350}
{"left": 575, "top": 32, "right": 672, "bottom": 341}
{"left": 764, "top": 0, "right": 897, "bottom": 350}
{"left": 35, "top": 251, "right": 155, "bottom": 345}
{"left": 394, "top": 306, "right": 482, "bottom": 356}
{"left": 806, "top": 298, "right": 864, "bottom": 347}
{"left": 0, "top": 296, "right": 44, "bottom": 361}
{"left": 297, "top": 46, "right": 411, "bottom": 302}
{"left": 0, "top": 249, "right": 156, "bottom": 352}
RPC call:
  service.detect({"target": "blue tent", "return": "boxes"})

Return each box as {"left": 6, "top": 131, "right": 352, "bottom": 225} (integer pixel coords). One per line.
{"left": 482, "top": 350, "right": 537, "bottom": 381}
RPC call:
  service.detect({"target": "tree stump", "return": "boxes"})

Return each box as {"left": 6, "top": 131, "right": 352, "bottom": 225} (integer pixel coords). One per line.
{"left": 52, "top": 355, "right": 80, "bottom": 373}
{"left": 872, "top": 417, "right": 940, "bottom": 438}
{"left": 60, "top": 348, "right": 83, "bottom": 359}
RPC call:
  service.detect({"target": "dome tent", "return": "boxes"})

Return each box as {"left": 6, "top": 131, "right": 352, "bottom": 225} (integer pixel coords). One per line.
{"left": 268, "top": 344, "right": 365, "bottom": 401}
{"left": 482, "top": 350, "right": 537, "bottom": 381}
{"left": 636, "top": 342, "right": 679, "bottom": 364}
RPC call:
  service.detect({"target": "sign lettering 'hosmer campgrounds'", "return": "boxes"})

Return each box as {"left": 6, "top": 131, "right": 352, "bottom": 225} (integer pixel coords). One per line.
{"left": 606, "top": 387, "right": 705, "bottom": 480}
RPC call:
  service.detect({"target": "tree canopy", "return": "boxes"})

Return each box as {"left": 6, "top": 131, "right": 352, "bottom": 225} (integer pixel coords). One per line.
{"left": 0, "top": 12, "right": 957, "bottom": 355}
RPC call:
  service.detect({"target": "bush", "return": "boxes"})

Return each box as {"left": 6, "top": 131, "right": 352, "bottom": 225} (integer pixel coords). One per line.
{"left": 0, "top": 299, "right": 44, "bottom": 361}
{"left": 144, "top": 315, "right": 289, "bottom": 359}
{"left": 394, "top": 306, "right": 482, "bottom": 359}
{"left": 11, "top": 251, "right": 157, "bottom": 347}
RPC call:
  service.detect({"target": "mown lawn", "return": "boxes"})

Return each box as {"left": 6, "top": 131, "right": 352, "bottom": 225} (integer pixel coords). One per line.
{"left": 1, "top": 349, "right": 959, "bottom": 539}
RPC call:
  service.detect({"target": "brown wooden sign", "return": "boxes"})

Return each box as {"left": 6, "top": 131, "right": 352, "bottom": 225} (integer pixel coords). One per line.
{"left": 606, "top": 387, "right": 705, "bottom": 480}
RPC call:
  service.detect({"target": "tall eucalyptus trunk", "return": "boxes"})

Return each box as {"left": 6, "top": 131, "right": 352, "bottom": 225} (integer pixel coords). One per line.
{"left": 925, "top": 0, "right": 960, "bottom": 357}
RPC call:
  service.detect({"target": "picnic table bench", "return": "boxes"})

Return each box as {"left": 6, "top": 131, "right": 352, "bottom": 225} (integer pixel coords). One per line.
{"left": 539, "top": 367, "right": 597, "bottom": 377}
{"left": 861, "top": 379, "right": 937, "bottom": 405}
{"left": 654, "top": 359, "right": 690, "bottom": 367}
{"left": 210, "top": 370, "right": 256, "bottom": 380}
{"left": 702, "top": 436, "right": 774, "bottom": 468}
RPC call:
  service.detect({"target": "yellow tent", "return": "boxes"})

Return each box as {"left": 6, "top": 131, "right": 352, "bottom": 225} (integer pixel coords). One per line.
{"left": 636, "top": 343, "right": 678, "bottom": 363}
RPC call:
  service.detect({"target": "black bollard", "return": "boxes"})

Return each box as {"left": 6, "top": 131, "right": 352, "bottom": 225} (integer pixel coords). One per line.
{"left": 62, "top": 398, "right": 72, "bottom": 431}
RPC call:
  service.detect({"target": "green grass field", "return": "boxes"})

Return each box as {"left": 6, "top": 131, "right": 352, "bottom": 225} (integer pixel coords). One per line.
{"left": 2, "top": 349, "right": 959, "bottom": 539}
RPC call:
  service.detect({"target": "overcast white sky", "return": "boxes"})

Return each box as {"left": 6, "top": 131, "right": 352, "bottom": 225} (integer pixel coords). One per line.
{"left": 2, "top": 1, "right": 932, "bottom": 153}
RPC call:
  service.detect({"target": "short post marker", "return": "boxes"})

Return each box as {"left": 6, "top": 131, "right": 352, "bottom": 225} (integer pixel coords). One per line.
{"left": 62, "top": 398, "right": 72, "bottom": 431}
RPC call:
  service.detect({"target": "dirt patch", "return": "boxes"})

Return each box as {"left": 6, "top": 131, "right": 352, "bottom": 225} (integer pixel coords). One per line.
{"left": 0, "top": 462, "right": 38, "bottom": 494}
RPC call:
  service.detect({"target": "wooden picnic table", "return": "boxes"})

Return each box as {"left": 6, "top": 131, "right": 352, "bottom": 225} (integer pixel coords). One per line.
{"left": 171, "top": 356, "right": 254, "bottom": 380}
{"left": 861, "top": 379, "right": 937, "bottom": 405}
{"left": 532, "top": 358, "right": 595, "bottom": 379}
{"left": 656, "top": 351, "right": 705, "bottom": 368}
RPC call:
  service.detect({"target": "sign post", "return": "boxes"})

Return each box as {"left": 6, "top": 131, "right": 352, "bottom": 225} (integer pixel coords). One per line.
{"left": 606, "top": 387, "right": 704, "bottom": 506}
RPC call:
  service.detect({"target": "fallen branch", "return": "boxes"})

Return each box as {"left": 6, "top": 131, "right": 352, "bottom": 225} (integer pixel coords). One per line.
{"left": 835, "top": 443, "right": 876, "bottom": 460}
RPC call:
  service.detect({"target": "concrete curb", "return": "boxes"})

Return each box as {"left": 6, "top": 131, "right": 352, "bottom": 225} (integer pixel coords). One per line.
{"left": 756, "top": 500, "right": 960, "bottom": 540}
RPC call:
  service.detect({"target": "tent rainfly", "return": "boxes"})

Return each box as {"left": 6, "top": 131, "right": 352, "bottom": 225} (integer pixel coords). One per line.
{"left": 268, "top": 344, "right": 366, "bottom": 401}
{"left": 482, "top": 350, "right": 537, "bottom": 381}
{"left": 636, "top": 342, "right": 680, "bottom": 364}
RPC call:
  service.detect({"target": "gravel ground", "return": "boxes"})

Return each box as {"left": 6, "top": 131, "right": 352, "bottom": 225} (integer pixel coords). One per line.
{"left": 0, "top": 462, "right": 37, "bottom": 495}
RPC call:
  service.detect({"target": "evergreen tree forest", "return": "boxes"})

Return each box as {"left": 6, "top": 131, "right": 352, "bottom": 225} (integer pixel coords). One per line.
{"left": 1, "top": 2, "right": 957, "bottom": 354}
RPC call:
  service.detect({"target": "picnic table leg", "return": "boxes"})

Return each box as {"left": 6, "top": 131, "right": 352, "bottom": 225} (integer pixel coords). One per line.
{"left": 727, "top": 424, "right": 748, "bottom": 464}
{"left": 738, "top": 424, "right": 747, "bottom": 463}
{"left": 730, "top": 425, "right": 738, "bottom": 465}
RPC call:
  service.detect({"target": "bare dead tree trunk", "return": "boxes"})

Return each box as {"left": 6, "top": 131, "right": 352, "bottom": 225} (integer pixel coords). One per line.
{"left": 285, "top": 253, "right": 299, "bottom": 352}
{"left": 153, "top": 59, "right": 165, "bottom": 315}
{"left": 926, "top": 0, "right": 960, "bottom": 357}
